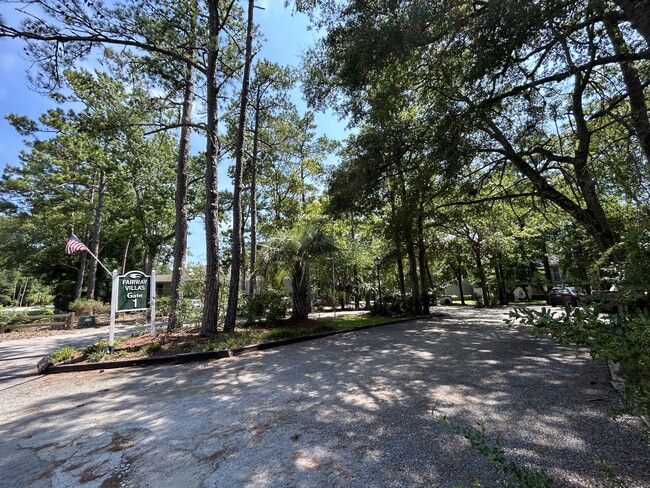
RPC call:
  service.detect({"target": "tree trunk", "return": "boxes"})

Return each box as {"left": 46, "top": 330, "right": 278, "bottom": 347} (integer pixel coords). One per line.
{"left": 417, "top": 216, "right": 430, "bottom": 314}
{"left": 495, "top": 252, "right": 508, "bottom": 305}
{"left": 486, "top": 119, "right": 620, "bottom": 258}
{"left": 74, "top": 254, "right": 86, "bottom": 300}
{"left": 74, "top": 228, "right": 91, "bottom": 300}
{"left": 396, "top": 252, "right": 406, "bottom": 295}
{"left": 405, "top": 235, "right": 421, "bottom": 313}
{"left": 240, "top": 229, "right": 247, "bottom": 292}
{"left": 86, "top": 170, "right": 106, "bottom": 300}
{"left": 541, "top": 239, "right": 552, "bottom": 283}
{"left": 603, "top": 14, "right": 650, "bottom": 165}
{"left": 455, "top": 258, "right": 465, "bottom": 305}
{"left": 201, "top": 1, "right": 221, "bottom": 336}
{"left": 168, "top": 54, "right": 195, "bottom": 331}
{"left": 121, "top": 238, "right": 130, "bottom": 274}
{"left": 473, "top": 244, "right": 490, "bottom": 307}
{"left": 291, "top": 263, "right": 311, "bottom": 319}
{"left": 224, "top": 0, "right": 255, "bottom": 332}
{"left": 613, "top": 0, "right": 650, "bottom": 46}
{"left": 248, "top": 98, "right": 261, "bottom": 296}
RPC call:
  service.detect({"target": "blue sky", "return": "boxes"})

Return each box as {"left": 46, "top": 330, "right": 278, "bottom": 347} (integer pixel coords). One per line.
{"left": 0, "top": 2, "right": 347, "bottom": 264}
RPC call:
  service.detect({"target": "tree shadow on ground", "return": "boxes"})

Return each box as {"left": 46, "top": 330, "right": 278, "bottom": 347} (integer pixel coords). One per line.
{"left": 1, "top": 312, "right": 648, "bottom": 487}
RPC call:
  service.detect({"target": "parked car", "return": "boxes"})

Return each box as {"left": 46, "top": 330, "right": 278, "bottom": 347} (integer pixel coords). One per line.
{"left": 439, "top": 295, "right": 453, "bottom": 305}
{"left": 547, "top": 286, "right": 583, "bottom": 306}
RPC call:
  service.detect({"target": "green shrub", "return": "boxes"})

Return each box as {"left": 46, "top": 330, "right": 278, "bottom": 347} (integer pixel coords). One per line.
{"left": 141, "top": 342, "right": 162, "bottom": 355}
{"left": 84, "top": 341, "right": 108, "bottom": 354}
{"left": 51, "top": 346, "right": 77, "bottom": 363}
{"left": 27, "top": 308, "right": 53, "bottom": 316}
{"left": 68, "top": 299, "right": 110, "bottom": 316}
{"left": 155, "top": 296, "right": 171, "bottom": 317}
{"left": 262, "top": 328, "right": 300, "bottom": 341}
{"left": 245, "top": 290, "right": 288, "bottom": 324}
{"left": 87, "top": 350, "right": 106, "bottom": 363}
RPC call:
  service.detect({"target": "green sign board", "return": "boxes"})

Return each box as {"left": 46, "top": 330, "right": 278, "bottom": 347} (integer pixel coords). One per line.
{"left": 117, "top": 271, "right": 151, "bottom": 312}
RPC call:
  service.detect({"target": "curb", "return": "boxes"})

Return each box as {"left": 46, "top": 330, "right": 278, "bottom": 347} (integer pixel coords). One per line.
{"left": 39, "top": 316, "right": 419, "bottom": 374}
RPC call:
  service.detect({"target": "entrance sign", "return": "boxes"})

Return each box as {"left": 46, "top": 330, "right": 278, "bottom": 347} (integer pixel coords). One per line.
{"left": 108, "top": 269, "right": 157, "bottom": 351}
{"left": 117, "top": 271, "right": 151, "bottom": 312}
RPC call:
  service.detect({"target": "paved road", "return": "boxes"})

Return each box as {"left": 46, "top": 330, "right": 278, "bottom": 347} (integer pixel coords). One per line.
{"left": 0, "top": 307, "right": 648, "bottom": 487}
{"left": 0, "top": 321, "right": 152, "bottom": 386}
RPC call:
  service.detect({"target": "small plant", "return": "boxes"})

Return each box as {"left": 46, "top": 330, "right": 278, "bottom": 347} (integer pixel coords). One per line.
{"left": 68, "top": 299, "right": 110, "bottom": 316}
{"left": 177, "top": 340, "right": 194, "bottom": 352}
{"left": 201, "top": 342, "right": 219, "bottom": 352}
{"left": 262, "top": 328, "right": 302, "bottom": 341}
{"left": 141, "top": 341, "right": 162, "bottom": 355}
{"left": 84, "top": 341, "right": 108, "bottom": 354}
{"left": 244, "top": 290, "right": 288, "bottom": 324}
{"left": 51, "top": 346, "right": 77, "bottom": 363}
{"left": 436, "top": 414, "right": 554, "bottom": 487}
{"left": 155, "top": 296, "right": 171, "bottom": 317}
{"left": 87, "top": 350, "right": 106, "bottom": 363}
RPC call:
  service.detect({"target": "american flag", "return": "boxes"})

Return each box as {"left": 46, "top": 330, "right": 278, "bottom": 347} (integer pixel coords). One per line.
{"left": 65, "top": 236, "right": 90, "bottom": 254}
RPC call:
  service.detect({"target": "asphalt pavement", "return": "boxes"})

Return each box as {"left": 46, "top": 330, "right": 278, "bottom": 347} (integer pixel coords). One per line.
{"left": 0, "top": 307, "right": 648, "bottom": 487}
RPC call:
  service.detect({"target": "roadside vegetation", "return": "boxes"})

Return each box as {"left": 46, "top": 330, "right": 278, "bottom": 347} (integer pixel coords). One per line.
{"left": 51, "top": 314, "right": 405, "bottom": 365}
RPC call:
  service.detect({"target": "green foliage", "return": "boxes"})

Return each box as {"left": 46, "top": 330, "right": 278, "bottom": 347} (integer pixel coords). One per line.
{"left": 508, "top": 306, "right": 650, "bottom": 417}
{"left": 51, "top": 346, "right": 78, "bottom": 363}
{"left": 0, "top": 309, "right": 27, "bottom": 333}
{"left": 176, "top": 298, "right": 202, "bottom": 327}
{"left": 27, "top": 308, "right": 53, "bottom": 316}
{"left": 244, "top": 289, "right": 288, "bottom": 323}
{"left": 140, "top": 341, "right": 162, "bottom": 355}
{"left": 68, "top": 299, "right": 110, "bottom": 316}
{"left": 156, "top": 296, "right": 171, "bottom": 317}
{"left": 437, "top": 415, "right": 554, "bottom": 488}
{"left": 87, "top": 350, "right": 107, "bottom": 363}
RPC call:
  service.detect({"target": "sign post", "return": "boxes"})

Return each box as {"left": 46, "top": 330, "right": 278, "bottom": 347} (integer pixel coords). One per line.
{"left": 150, "top": 270, "right": 156, "bottom": 337}
{"left": 108, "top": 270, "right": 118, "bottom": 352}
{"left": 108, "top": 270, "right": 156, "bottom": 352}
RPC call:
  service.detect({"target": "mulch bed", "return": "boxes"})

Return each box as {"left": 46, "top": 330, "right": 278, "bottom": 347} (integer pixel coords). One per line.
{"left": 55, "top": 317, "right": 325, "bottom": 365}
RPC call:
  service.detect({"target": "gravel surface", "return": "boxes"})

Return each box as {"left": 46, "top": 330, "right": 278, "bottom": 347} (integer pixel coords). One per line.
{"left": 0, "top": 307, "right": 648, "bottom": 487}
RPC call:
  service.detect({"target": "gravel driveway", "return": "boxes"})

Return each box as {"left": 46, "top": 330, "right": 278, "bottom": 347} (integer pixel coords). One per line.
{"left": 1, "top": 307, "right": 648, "bottom": 487}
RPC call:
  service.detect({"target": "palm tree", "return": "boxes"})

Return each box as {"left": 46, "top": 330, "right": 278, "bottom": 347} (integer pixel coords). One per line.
{"left": 259, "top": 226, "right": 337, "bottom": 319}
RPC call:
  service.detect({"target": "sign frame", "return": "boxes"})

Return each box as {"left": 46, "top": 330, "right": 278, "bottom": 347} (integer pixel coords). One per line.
{"left": 116, "top": 270, "right": 151, "bottom": 312}
{"left": 108, "top": 269, "right": 157, "bottom": 350}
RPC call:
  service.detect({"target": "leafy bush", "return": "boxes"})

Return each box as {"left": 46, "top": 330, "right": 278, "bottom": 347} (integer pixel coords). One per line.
{"left": 84, "top": 341, "right": 108, "bottom": 354}
{"left": 155, "top": 296, "right": 171, "bottom": 317}
{"left": 141, "top": 342, "right": 162, "bottom": 355}
{"left": 384, "top": 292, "right": 410, "bottom": 313}
{"left": 245, "top": 290, "right": 288, "bottom": 323}
{"left": 68, "top": 299, "right": 110, "bottom": 316}
{"left": 87, "top": 350, "right": 106, "bottom": 363}
{"left": 27, "top": 308, "right": 53, "bottom": 316}
{"left": 0, "top": 309, "right": 26, "bottom": 332}
{"left": 51, "top": 346, "right": 77, "bottom": 363}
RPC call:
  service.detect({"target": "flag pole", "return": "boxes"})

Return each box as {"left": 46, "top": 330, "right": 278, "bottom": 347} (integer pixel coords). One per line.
{"left": 72, "top": 234, "right": 111, "bottom": 276}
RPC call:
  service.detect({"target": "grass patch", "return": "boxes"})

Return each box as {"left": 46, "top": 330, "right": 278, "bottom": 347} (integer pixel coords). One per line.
{"left": 315, "top": 315, "right": 401, "bottom": 330}
{"left": 87, "top": 350, "right": 107, "bottom": 363}
{"left": 51, "top": 346, "right": 77, "bottom": 363}
{"left": 140, "top": 341, "right": 162, "bottom": 356}
{"left": 84, "top": 341, "right": 108, "bottom": 354}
